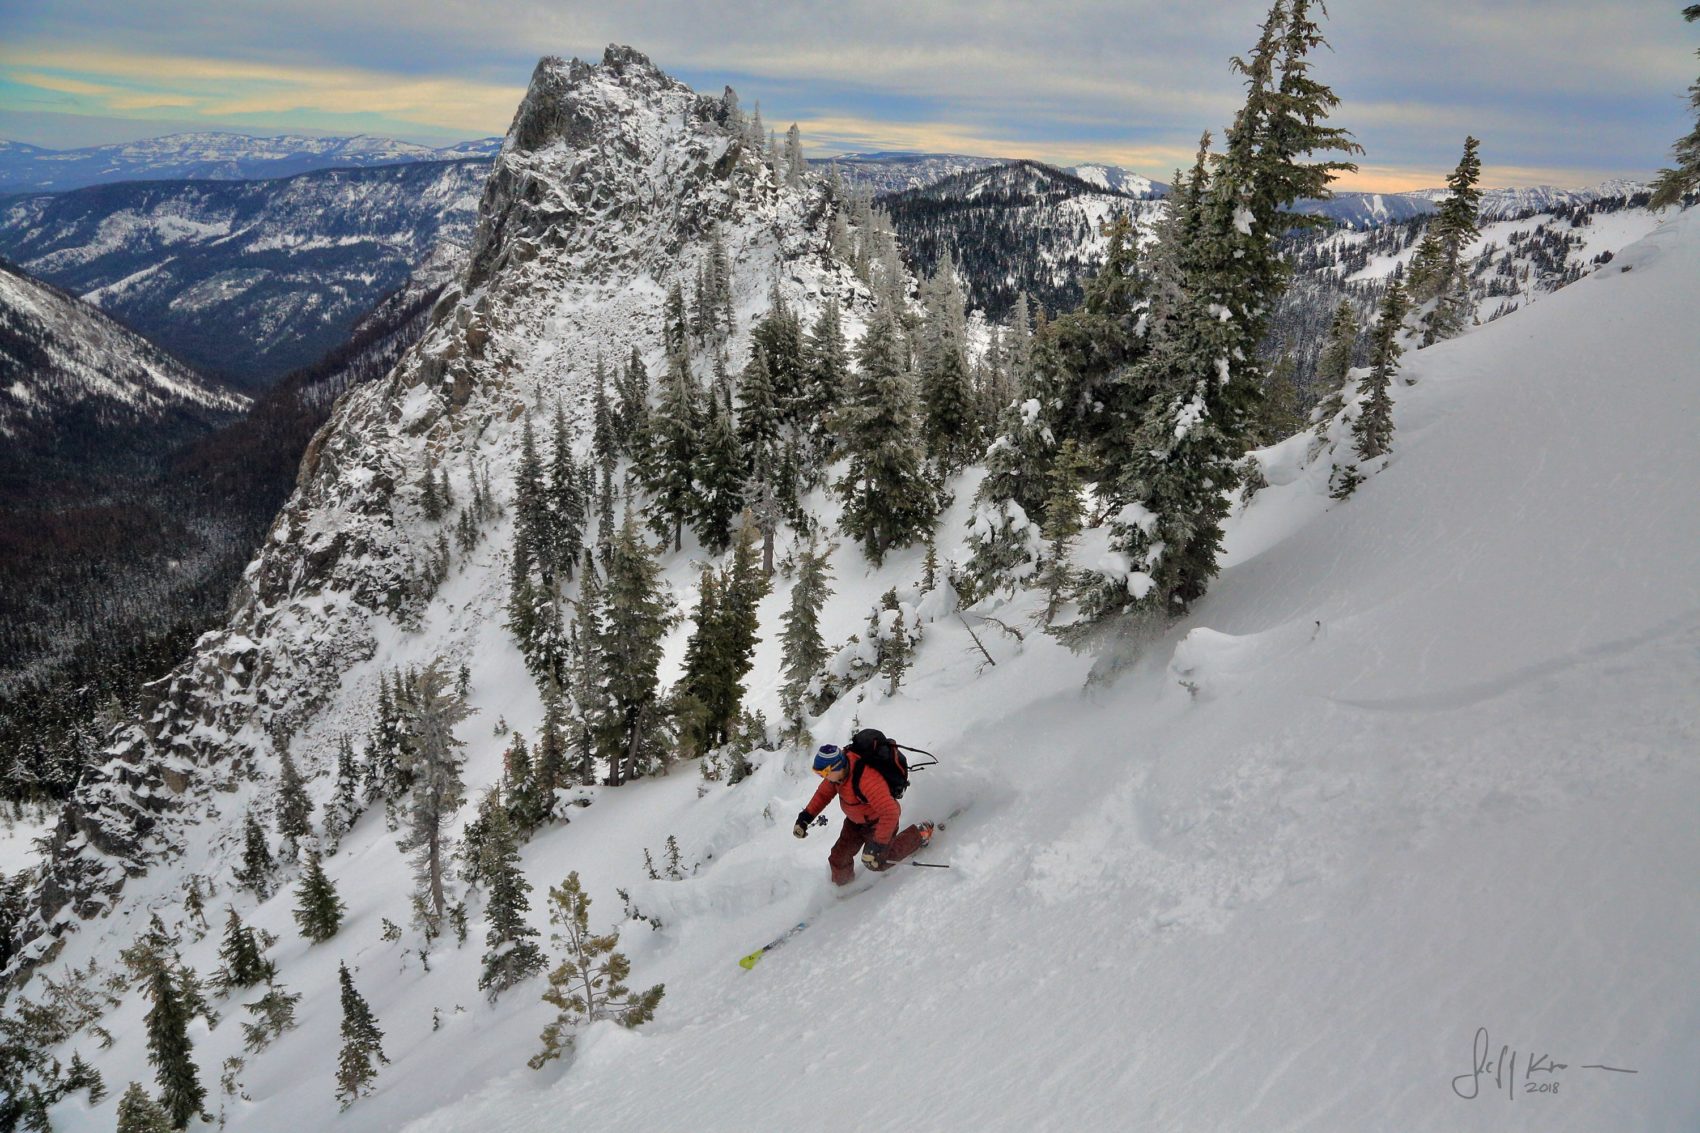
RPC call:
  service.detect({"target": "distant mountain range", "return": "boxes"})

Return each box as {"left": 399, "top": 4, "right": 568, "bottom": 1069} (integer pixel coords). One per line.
{"left": 0, "top": 131, "right": 503, "bottom": 194}
{"left": 820, "top": 151, "right": 1167, "bottom": 199}
{"left": 0, "top": 158, "right": 490, "bottom": 388}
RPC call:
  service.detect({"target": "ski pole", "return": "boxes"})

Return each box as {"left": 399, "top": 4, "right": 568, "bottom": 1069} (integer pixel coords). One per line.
{"left": 910, "top": 861, "right": 950, "bottom": 869}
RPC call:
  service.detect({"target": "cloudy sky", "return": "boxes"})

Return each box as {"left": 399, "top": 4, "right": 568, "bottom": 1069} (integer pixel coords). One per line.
{"left": 0, "top": 0, "right": 1694, "bottom": 191}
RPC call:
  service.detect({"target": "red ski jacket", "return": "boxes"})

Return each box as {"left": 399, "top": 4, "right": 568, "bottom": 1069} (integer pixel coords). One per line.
{"left": 803, "top": 751, "right": 900, "bottom": 845}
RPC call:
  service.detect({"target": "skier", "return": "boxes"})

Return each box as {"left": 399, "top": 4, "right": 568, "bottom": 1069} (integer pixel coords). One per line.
{"left": 793, "top": 738, "right": 933, "bottom": 885}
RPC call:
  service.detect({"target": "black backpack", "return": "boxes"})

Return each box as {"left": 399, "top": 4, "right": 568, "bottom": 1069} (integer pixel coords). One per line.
{"left": 847, "top": 728, "right": 910, "bottom": 801}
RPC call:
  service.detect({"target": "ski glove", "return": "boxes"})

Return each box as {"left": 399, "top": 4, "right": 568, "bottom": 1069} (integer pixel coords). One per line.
{"left": 793, "top": 811, "right": 813, "bottom": 839}
{"left": 860, "top": 842, "right": 889, "bottom": 870}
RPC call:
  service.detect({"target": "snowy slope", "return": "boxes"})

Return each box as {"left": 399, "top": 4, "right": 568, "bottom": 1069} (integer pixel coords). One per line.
{"left": 380, "top": 207, "right": 1697, "bottom": 1133}
{"left": 0, "top": 260, "right": 247, "bottom": 437}
{"left": 14, "top": 53, "right": 1699, "bottom": 1133}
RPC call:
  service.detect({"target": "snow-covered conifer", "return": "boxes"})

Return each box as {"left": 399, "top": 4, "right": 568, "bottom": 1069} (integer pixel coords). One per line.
{"left": 549, "top": 403, "right": 585, "bottom": 582}
{"left": 1312, "top": 299, "right": 1360, "bottom": 429}
{"left": 1037, "top": 439, "right": 1089, "bottom": 623}
{"left": 779, "top": 537, "right": 834, "bottom": 723}
{"left": 616, "top": 346, "right": 651, "bottom": 456}
{"left": 397, "top": 660, "right": 474, "bottom": 925}
{"left": 1351, "top": 281, "right": 1407, "bottom": 464}
{"left": 643, "top": 352, "right": 701, "bottom": 552}
{"left": 213, "top": 907, "right": 273, "bottom": 992}
{"left": 324, "top": 734, "right": 363, "bottom": 847}
{"left": 533, "top": 676, "right": 570, "bottom": 814}
{"left": 334, "top": 964, "right": 388, "bottom": 1108}
{"left": 663, "top": 281, "right": 689, "bottom": 361}
{"left": 784, "top": 123, "right": 805, "bottom": 187}
{"left": 240, "top": 984, "right": 301, "bottom": 1054}
{"left": 597, "top": 510, "right": 674, "bottom": 784}
{"left": 1414, "top": 137, "right": 1483, "bottom": 346}
{"left": 836, "top": 303, "right": 937, "bottom": 563}
{"left": 233, "top": 811, "right": 274, "bottom": 899}
{"left": 917, "top": 249, "right": 976, "bottom": 472}
{"left": 115, "top": 1082, "right": 174, "bottom": 1133}
{"left": 144, "top": 963, "right": 206, "bottom": 1129}
{"left": 691, "top": 388, "right": 745, "bottom": 553}
{"left": 273, "top": 748, "right": 313, "bottom": 859}
{"left": 292, "top": 851, "right": 345, "bottom": 944}
{"left": 568, "top": 551, "right": 609, "bottom": 783}
{"left": 477, "top": 802, "right": 545, "bottom": 1001}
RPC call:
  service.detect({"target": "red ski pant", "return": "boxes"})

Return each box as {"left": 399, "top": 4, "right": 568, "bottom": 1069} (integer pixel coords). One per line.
{"left": 827, "top": 819, "right": 928, "bottom": 885}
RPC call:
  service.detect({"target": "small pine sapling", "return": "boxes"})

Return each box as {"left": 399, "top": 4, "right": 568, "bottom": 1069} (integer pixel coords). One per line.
{"left": 115, "top": 1082, "right": 175, "bottom": 1133}
{"left": 528, "top": 872, "right": 664, "bottom": 1069}
{"left": 241, "top": 985, "right": 302, "bottom": 1054}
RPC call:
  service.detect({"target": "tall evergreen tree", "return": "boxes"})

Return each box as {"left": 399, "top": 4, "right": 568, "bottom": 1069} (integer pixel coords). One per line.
{"left": 801, "top": 296, "right": 851, "bottom": 445}
{"left": 679, "top": 524, "right": 767, "bottom": 750}
{"left": 598, "top": 511, "right": 674, "bottom": 784}
{"left": 233, "top": 811, "right": 274, "bottom": 899}
{"left": 477, "top": 802, "right": 546, "bottom": 1000}
{"left": 548, "top": 403, "right": 585, "bottom": 582}
{"left": 292, "top": 851, "right": 345, "bottom": 944}
{"left": 1079, "top": 0, "right": 1358, "bottom": 628}
{"left": 144, "top": 964, "right": 205, "bottom": 1129}
{"left": 663, "top": 281, "right": 689, "bottom": 361}
{"left": 508, "top": 415, "right": 551, "bottom": 652}
{"left": 532, "top": 675, "right": 570, "bottom": 816}
{"left": 213, "top": 907, "right": 273, "bottom": 992}
{"left": 397, "top": 660, "right": 474, "bottom": 925}
{"left": 751, "top": 288, "right": 808, "bottom": 423}
{"left": 1414, "top": 136, "right": 1483, "bottom": 346}
{"left": 1351, "top": 283, "right": 1407, "bottom": 463}
{"left": 1650, "top": 5, "right": 1700, "bottom": 209}
{"left": 835, "top": 302, "right": 937, "bottom": 563}
{"left": 334, "top": 964, "right": 388, "bottom": 1109}
{"left": 324, "top": 734, "right": 363, "bottom": 846}
{"left": 643, "top": 352, "right": 701, "bottom": 551}
{"left": 616, "top": 346, "right": 651, "bottom": 457}
{"left": 1037, "top": 440, "right": 1090, "bottom": 623}
{"left": 1313, "top": 298, "right": 1360, "bottom": 424}
{"left": 778, "top": 538, "right": 834, "bottom": 722}
{"left": 917, "top": 249, "right": 977, "bottom": 473}
{"left": 691, "top": 388, "right": 746, "bottom": 553}
{"left": 568, "top": 552, "right": 610, "bottom": 784}
{"left": 273, "top": 748, "right": 313, "bottom": 859}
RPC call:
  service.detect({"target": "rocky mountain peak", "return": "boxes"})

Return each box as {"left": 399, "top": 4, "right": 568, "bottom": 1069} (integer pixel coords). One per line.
{"left": 13, "top": 45, "right": 877, "bottom": 963}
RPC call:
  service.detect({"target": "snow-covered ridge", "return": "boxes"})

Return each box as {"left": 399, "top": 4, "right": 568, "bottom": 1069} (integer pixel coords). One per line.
{"left": 0, "top": 160, "right": 491, "bottom": 386}
{"left": 0, "top": 261, "right": 247, "bottom": 435}
{"left": 0, "top": 131, "right": 503, "bottom": 194}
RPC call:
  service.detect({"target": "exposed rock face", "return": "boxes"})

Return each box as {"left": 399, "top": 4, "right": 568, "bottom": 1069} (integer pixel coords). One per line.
{"left": 15, "top": 44, "right": 874, "bottom": 970}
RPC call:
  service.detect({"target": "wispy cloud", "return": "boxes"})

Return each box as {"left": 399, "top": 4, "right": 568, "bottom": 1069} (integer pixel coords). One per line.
{"left": 0, "top": 47, "right": 524, "bottom": 135}
{"left": 0, "top": 1, "right": 1692, "bottom": 188}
